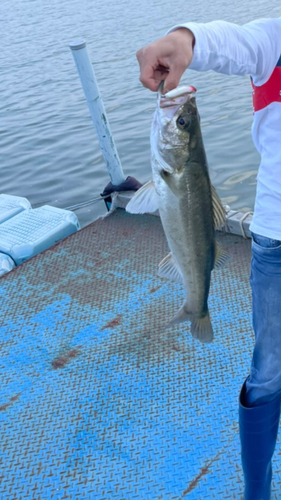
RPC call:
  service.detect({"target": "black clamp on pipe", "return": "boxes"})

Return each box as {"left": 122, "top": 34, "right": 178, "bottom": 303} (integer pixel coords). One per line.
{"left": 101, "top": 176, "right": 142, "bottom": 211}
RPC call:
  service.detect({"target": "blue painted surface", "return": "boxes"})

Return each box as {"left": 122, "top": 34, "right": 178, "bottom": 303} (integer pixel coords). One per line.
{"left": 0, "top": 211, "right": 279, "bottom": 499}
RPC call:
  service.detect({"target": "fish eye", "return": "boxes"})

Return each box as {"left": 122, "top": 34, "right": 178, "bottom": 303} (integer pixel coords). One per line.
{"left": 177, "top": 115, "right": 190, "bottom": 128}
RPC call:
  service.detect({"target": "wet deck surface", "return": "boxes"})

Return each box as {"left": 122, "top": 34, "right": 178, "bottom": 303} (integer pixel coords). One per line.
{"left": 0, "top": 209, "right": 280, "bottom": 499}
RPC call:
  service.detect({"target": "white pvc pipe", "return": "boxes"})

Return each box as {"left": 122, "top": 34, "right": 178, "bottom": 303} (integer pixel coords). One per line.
{"left": 69, "top": 39, "right": 126, "bottom": 186}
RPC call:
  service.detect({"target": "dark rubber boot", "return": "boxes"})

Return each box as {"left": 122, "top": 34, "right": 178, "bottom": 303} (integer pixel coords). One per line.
{"left": 239, "top": 381, "right": 281, "bottom": 500}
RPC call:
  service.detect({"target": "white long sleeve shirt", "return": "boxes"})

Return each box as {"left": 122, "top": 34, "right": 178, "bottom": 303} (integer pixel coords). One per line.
{"left": 170, "top": 19, "right": 281, "bottom": 239}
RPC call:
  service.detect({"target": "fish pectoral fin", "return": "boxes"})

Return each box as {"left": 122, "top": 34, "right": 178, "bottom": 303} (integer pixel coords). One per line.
{"left": 159, "top": 170, "right": 182, "bottom": 197}
{"left": 214, "top": 241, "right": 229, "bottom": 269}
{"left": 191, "top": 314, "right": 214, "bottom": 343}
{"left": 158, "top": 253, "right": 184, "bottom": 284}
{"left": 211, "top": 184, "right": 226, "bottom": 229}
{"left": 126, "top": 180, "right": 160, "bottom": 214}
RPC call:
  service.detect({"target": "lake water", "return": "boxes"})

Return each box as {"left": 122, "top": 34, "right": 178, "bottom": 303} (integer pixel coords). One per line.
{"left": 2, "top": 0, "right": 281, "bottom": 227}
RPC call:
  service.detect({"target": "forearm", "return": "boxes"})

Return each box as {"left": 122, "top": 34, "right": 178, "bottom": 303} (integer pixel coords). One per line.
{"left": 169, "top": 19, "right": 281, "bottom": 85}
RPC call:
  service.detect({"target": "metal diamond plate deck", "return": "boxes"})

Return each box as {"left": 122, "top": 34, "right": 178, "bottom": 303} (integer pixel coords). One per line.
{"left": 0, "top": 210, "right": 280, "bottom": 499}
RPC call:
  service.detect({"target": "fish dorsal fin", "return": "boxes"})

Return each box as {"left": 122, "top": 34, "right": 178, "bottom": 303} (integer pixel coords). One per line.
{"left": 158, "top": 252, "right": 183, "bottom": 284}
{"left": 211, "top": 185, "right": 226, "bottom": 229}
{"left": 126, "top": 181, "right": 160, "bottom": 214}
{"left": 214, "top": 241, "right": 228, "bottom": 269}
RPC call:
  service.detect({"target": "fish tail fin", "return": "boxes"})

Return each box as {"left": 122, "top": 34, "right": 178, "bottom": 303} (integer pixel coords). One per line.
{"left": 191, "top": 313, "right": 214, "bottom": 343}
{"left": 167, "top": 305, "right": 214, "bottom": 343}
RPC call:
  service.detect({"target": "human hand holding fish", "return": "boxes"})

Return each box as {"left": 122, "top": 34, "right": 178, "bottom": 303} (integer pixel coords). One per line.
{"left": 126, "top": 84, "right": 227, "bottom": 343}
{"left": 136, "top": 29, "right": 195, "bottom": 93}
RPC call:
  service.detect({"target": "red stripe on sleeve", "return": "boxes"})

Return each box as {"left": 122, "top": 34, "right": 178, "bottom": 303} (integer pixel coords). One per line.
{"left": 252, "top": 67, "right": 281, "bottom": 112}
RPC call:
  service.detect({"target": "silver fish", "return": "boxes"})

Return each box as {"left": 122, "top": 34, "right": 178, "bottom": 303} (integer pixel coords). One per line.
{"left": 126, "top": 83, "right": 226, "bottom": 342}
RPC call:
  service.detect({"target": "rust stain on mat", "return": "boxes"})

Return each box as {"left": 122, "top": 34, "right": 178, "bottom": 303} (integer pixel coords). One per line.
{"left": 182, "top": 454, "right": 220, "bottom": 497}
{"left": 0, "top": 393, "right": 21, "bottom": 412}
{"left": 51, "top": 347, "right": 82, "bottom": 369}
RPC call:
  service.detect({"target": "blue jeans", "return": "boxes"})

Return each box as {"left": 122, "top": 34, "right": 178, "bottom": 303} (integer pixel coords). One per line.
{"left": 245, "top": 232, "right": 281, "bottom": 407}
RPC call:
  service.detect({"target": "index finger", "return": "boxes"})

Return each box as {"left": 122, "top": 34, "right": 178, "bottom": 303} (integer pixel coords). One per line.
{"left": 138, "top": 63, "right": 159, "bottom": 91}
{"left": 139, "top": 64, "right": 169, "bottom": 91}
{"left": 136, "top": 46, "right": 169, "bottom": 91}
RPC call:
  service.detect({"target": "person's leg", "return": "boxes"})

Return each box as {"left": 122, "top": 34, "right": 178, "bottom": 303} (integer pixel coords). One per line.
{"left": 239, "top": 233, "right": 281, "bottom": 500}
{"left": 240, "top": 381, "right": 280, "bottom": 500}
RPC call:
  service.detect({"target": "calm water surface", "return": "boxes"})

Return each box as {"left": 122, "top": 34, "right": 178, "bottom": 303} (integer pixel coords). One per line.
{"left": 2, "top": 0, "right": 281, "bottom": 227}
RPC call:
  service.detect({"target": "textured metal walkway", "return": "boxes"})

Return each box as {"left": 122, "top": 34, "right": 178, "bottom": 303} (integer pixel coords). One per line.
{"left": 0, "top": 210, "right": 280, "bottom": 499}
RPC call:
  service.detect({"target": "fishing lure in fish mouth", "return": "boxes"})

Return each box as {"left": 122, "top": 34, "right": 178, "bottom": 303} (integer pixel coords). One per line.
{"left": 162, "top": 84, "right": 197, "bottom": 99}
{"left": 158, "top": 82, "right": 197, "bottom": 109}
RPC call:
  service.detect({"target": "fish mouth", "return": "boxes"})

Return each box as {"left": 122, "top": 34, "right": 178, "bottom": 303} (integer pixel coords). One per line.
{"left": 158, "top": 84, "right": 196, "bottom": 109}
{"left": 159, "top": 96, "right": 190, "bottom": 108}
